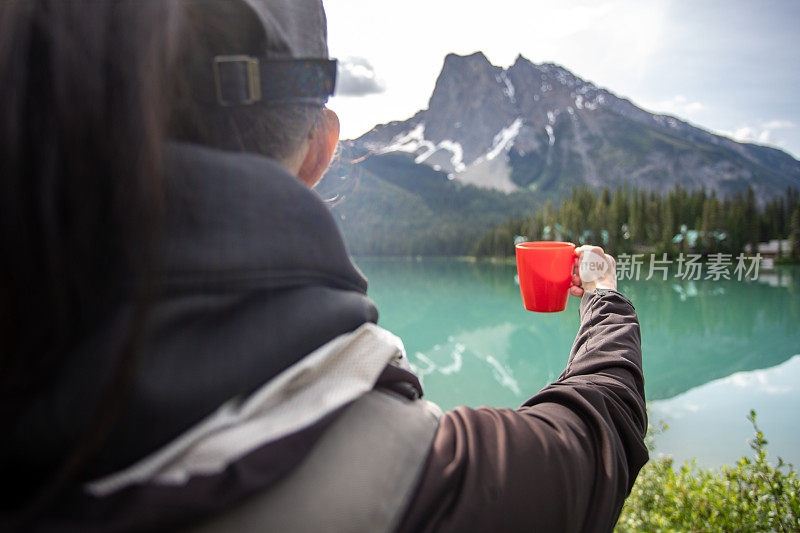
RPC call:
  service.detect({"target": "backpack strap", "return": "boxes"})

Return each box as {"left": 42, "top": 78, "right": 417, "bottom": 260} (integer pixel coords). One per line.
{"left": 185, "top": 389, "right": 440, "bottom": 533}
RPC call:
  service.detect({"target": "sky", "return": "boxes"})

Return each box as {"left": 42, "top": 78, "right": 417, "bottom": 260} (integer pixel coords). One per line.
{"left": 324, "top": 0, "right": 800, "bottom": 159}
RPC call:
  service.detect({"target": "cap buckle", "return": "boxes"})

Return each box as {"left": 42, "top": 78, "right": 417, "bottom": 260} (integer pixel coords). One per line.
{"left": 212, "top": 55, "right": 262, "bottom": 106}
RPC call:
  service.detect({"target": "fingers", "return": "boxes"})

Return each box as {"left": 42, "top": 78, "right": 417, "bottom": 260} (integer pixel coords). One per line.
{"left": 574, "top": 246, "right": 616, "bottom": 271}
{"left": 570, "top": 266, "right": 583, "bottom": 298}
{"left": 574, "top": 245, "right": 606, "bottom": 285}
{"left": 605, "top": 253, "right": 616, "bottom": 271}
{"left": 569, "top": 285, "right": 584, "bottom": 298}
{"left": 574, "top": 245, "right": 606, "bottom": 257}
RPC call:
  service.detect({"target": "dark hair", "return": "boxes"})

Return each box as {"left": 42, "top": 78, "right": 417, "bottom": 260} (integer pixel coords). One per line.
{"left": 0, "top": 0, "right": 182, "bottom": 518}
{"left": 171, "top": 0, "right": 324, "bottom": 161}
{"left": 0, "top": 0, "right": 322, "bottom": 520}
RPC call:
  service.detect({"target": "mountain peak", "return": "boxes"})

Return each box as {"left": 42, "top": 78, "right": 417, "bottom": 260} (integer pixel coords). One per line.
{"left": 443, "top": 51, "right": 491, "bottom": 67}
{"left": 511, "top": 55, "right": 537, "bottom": 73}
{"left": 352, "top": 52, "right": 800, "bottom": 201}
{"left": 422, "top": 51, "right": 517, "bottom": 165}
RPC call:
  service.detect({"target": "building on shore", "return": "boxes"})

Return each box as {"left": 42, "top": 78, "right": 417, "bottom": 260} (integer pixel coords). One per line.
{"left": 745, "top": 239, "right": 792, "bottom": 270}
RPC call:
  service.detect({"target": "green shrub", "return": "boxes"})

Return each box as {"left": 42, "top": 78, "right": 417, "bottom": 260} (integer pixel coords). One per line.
{"left": 617, "top": 411, "right": 800, "bottom": 532}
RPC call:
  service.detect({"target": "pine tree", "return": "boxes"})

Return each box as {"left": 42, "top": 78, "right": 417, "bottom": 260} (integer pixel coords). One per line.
{"left": 661, "top": 198, "right": 675, "bottom": 255}
{"left": 744, "top": 186, "right": 758, "bottom": 250}
{"left": 791, "top": 207, "right": 800, "bottom": 259}
{"left": 630, "top": 187, "right": 642, "bottom": 244}
{"left": 611, "top": 187, "right": 627, "bottom": 245}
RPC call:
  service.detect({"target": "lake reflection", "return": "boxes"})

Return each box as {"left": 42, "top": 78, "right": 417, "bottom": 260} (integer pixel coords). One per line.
{"left": 357, "top": 258, "right": 800, "bottom": 465}
{"left": 649, "top": 356, "right": 800, "bottom": 467}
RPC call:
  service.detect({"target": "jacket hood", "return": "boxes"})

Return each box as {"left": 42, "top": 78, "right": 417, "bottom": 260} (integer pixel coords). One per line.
{"left": 160, "top": 141, "right": 369, "bottom": 293}
{"left": 7, "top": 141, "right": 378, "bottom": 489}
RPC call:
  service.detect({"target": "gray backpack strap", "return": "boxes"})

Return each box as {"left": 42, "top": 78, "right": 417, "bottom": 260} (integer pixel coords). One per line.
{"left": 186, "top": 390, "right": 440, "bottom": 533}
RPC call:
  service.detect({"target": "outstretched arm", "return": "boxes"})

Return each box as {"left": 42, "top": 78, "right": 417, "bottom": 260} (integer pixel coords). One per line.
{"left": 398, "top": 250, "right": 647, "bottom": 533}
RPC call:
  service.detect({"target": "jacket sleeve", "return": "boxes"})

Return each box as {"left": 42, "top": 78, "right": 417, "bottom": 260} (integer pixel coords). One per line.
{"left": 396, "top": 289, "right": 648, "bottom": 533}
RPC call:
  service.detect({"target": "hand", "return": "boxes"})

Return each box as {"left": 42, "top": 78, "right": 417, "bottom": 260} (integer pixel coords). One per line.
{"left": 569, "top": 245, "right": 617, "bottom": 298}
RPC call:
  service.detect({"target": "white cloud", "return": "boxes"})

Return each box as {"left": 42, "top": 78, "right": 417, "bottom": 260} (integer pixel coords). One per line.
{"left": 729, "top": 369, "right": 793, "bottom": 395}
{"left": 761, "top": 119, "right": 795, "bottom": 130}
{"left": 733, "top": 126, "right": 772, "bottom": 144}
{"left": 325, "top": 0, "right": 672, "bottom": 139}
{"left": 720, "top": 119, "right": 796, "bottom": 148}
{"left": 334, "top": 56, "right": 386, "bottom": 97}
{"left": 323, "top": 0, "right": 800, "bottom": 158}
{"left": 644, "top": 94, "right": 707, "bottom": 117}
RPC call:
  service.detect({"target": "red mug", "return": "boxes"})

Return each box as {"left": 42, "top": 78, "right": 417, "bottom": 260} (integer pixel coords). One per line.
{"left": 515, "top": 241, "right": 576, "bottom": 312}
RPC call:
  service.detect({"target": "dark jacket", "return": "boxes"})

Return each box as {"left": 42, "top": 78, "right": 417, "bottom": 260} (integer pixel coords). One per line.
{"left": 5, "top": 142, "right": 647, "bottom": 532}
{"left": 399, "top": 288, "right": 647, "bottom": 532}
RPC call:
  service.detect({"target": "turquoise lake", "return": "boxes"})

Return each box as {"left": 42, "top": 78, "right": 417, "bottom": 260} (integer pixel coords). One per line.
{"left": 355, "top": 258, "right": 800, "bottom": 468}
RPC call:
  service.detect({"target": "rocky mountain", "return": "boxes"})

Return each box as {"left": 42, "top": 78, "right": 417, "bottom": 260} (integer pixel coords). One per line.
{"left": 319, "top": 51, "right": 800, "bottom": 256}
{"left": 351, "top": 51, "right": 800, "bottom": 202}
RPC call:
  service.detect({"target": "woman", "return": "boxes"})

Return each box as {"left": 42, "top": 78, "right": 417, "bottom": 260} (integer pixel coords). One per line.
{"left": 0, "top": 1, "right": 647, "bottom": 531}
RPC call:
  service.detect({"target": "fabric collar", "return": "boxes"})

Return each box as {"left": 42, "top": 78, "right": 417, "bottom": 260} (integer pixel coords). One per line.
{"left": 160, "top": 141, "right": 368, "bottom": 294}
{"left": 9, "top": 142, "right": 380, "bottom": 487}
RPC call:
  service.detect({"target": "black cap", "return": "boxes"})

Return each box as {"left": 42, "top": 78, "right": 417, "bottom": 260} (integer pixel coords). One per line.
{"left": 196, "top": 0, "right": 337, "bottom": 106}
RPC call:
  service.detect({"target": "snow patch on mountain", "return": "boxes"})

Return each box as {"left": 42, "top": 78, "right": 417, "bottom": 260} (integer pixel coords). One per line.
{"left": 379, "top": 124, "right": 464, "bottom": 171}
{"left": 653, "top": 115, "right": 680, "bottom": 129}
{"left": 500, "top": 71, "right": 515, "bottom": 103}
{"left": 380, "top": 123, "right": 432, "bottom": 154}
{"left": 436, "top": 140, "right": 466, "bottom": 172}
{"left": 457, "top": 152, "right": 518, "bottom": 193}
{"left": 537, "top": 63, "right": 584, "bottom": 89}
{"left": 486, "top": 118, "right": 523, "bottom": 161}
